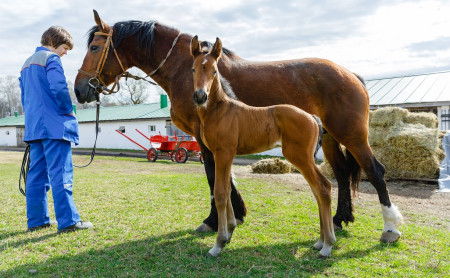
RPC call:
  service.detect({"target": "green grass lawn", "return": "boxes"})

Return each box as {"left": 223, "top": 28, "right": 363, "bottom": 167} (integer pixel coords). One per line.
{"left": 0, "top": 152, "right": 448, "bottom": 277}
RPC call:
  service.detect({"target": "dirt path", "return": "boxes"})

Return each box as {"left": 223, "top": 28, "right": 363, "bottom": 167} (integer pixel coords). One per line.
{"left": 231, "top": 165, "right": 450, "bottom": 228}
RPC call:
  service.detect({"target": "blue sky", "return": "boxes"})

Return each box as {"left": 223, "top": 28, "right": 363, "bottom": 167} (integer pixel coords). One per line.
{"left": 1, "top": 0, "right": 450, "bottom": 83}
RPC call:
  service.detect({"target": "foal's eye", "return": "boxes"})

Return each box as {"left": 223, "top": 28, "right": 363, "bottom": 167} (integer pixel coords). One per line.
{"left": 90, "top": 46, "right": 100, "bottom": 53}
{"left": 213, "top": 71, "right": 217, "bottom": 76}
{"left": 192, "top": 69, "right": 195, "bottom": 73}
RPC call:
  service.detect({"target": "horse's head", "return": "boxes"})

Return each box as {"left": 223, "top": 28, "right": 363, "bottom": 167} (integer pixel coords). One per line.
{"left": 190, "top": 35, "right": 223, "bottom": 106}
{"left": 74, "top": 10, "right": 126, "bottom": 103}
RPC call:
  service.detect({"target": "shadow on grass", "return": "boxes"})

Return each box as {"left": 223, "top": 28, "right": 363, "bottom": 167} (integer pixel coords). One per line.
{"left": 0, "top": 227, "right": 394, "bottom": 277}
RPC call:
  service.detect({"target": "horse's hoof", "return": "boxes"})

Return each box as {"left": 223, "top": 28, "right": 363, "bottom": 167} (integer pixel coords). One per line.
{"left": 195, "top": 223, "right": 214, "bottom": 233}
{"left": 380, "top": 231, "right": 401, "bottom": 243}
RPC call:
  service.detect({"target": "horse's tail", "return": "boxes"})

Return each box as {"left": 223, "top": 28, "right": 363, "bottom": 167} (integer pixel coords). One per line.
{"left": 345, "top": 148, "right": 361, "bottom": 196}
{"left": 312, "top": 115, "right": 323, "bottom": 159}
{"left": 354, "top": 72, "right": 365, "bottom": 86}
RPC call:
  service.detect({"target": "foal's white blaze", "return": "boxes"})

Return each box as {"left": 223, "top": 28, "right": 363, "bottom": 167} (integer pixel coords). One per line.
{"left": 381, "top": 203, "right": 403, "bottom": 235}
{"left": 202, "top": 58, "right": 208, "bottom": 65}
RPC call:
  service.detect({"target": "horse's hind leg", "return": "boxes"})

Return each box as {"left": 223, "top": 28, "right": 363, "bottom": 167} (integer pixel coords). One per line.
{"left": 322, "top": 133, "right": 355, "bottom": 229}
{"left": 346, "top": 143, "right": 403, "bottom": 243}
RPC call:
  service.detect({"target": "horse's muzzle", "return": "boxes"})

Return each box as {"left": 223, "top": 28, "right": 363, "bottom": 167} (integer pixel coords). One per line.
{"left": 194, "top": 89, "right": 207, "bottom": 105}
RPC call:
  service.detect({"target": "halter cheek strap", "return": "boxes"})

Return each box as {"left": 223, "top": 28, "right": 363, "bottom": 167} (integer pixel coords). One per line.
{"left": 78, "top": 28, "right": 180, "bottom": 95}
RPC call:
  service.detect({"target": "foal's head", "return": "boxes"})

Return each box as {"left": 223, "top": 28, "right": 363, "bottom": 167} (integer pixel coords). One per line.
{"left": 190, "top": 35, "right": 223, "bottom": 106}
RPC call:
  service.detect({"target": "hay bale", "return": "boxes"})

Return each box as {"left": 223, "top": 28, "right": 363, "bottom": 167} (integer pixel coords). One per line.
{"left": 251, "top": 158, "right": 291, "bottom": 174}
{"left": 321, "top": 107, "right": 442, "bottom": 180}
{"left": 369, "top": 107, "right": 408, "bottom": 127}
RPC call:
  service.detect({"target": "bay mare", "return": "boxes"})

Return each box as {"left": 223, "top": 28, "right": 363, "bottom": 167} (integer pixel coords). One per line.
{"left": 191, "top": 36, "right": 335, "bottom": 257}
{"left": 74, "top": 10, "right": 403, "bottom": 243}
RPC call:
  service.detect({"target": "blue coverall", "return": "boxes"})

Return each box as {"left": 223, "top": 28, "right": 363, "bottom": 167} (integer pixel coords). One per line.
{"left": 19, "top": 46, "right": 81, "bottom": 229}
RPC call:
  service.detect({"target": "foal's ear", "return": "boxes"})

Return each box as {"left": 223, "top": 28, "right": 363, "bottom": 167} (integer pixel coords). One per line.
{"left": 93, "top": 9, "right": 106, "bottom": 32}
{"left": 211, "top": 37, "right": 222, "bottom": 61}
{"left": 190, "top": 35, "right": 201, "bottom": 58}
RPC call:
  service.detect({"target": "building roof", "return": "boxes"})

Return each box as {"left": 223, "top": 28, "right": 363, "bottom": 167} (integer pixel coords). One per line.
{"left": 0, "top": 101, "right": 171, "bottom": 127}
{"left": 367, "top": 70, "right": 450, "bottom": 108}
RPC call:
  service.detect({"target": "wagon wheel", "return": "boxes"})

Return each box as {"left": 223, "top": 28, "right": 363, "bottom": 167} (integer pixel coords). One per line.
{"left": 147, "top": 148, "right": 158, "bottom": 162}
{"left": 175, "top": 148, "right": 188, "bottom": 163}
{"left": 199, "top": 154, "right": 204, "bottom": 164}
{"left": 170, "top": 152, "right": 177, "bottom": 162}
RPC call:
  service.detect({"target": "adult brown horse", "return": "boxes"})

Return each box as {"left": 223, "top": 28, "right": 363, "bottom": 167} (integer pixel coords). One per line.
{"left": 191, "top": 36, "right": 335, "bottom": 257}
{"left": 74, "top": 10, "right": 403, "bottom": 243}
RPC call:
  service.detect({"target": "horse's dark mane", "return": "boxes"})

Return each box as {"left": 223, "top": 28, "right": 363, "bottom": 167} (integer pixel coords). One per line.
{"left": 200, "top": 41, "right": 234, "bottom": 57}
{"left": 87, "top": 20, "right": 235, "bottom": 57}
{"left": 87, "top": 20, "right": 157, "bottom": 55}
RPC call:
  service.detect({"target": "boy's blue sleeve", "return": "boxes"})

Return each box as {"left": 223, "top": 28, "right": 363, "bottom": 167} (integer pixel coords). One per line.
{"left": 46, "top": 55, "right": 73, "bottom": 114}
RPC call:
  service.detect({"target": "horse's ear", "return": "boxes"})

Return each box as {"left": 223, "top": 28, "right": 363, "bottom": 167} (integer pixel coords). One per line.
{"left": 190, "top": 35, "right": 201, "bottom": 58}
{"left": 211, "top": 37, "right": 222, "bottom": 61}
{"left": 93, "top": 9, "right": 106, "bottom": 31}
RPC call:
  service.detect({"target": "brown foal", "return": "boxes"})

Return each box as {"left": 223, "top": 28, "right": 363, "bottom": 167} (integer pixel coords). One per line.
{"left": 191, "top": 36, "right": 336, "bottom": 257}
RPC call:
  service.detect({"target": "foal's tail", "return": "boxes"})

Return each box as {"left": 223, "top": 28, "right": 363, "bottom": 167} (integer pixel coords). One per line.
{"left": 312, "top": 115, "right": 323, "bottom": 159}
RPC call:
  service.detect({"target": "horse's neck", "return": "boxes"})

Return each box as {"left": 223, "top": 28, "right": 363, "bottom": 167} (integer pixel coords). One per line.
{"left": 132, "top": 26, "right": 190, "bottom": 96}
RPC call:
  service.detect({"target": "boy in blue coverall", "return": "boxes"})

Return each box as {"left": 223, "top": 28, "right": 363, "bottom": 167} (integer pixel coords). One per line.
{"left": 19, "top": 26, "right": 92, "bottom": 233}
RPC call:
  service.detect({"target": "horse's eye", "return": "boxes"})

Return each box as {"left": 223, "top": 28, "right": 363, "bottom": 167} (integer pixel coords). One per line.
{"left": 90, "top": 46, "right": 100, "bottom": 53}
{"left": 192, "top": 69, "right": 195, "bottom": 73}
{"left": 213, "top": 71, "right": 217, "bottom": 76}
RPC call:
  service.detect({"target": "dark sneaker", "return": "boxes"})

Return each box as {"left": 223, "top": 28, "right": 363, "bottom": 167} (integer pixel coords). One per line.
{"left": 28, "top": 220, "right": 57, "bottom": 232}
{"left": 57, "top": 221, "right": 93, "bottom": 233}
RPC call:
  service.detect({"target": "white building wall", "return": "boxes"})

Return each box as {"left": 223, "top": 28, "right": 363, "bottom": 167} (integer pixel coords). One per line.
{"left": 73, "top": 119, "right": 168, "bottom": 150}
{"left": 0, "top": 127, "right": 17, "bottom": 146}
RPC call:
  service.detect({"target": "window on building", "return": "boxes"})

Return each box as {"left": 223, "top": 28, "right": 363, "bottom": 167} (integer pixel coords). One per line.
{"left": 148, "top": 125, "right": 156, "bottom": 132}
{"left": 118, "top": 126, "right": 125, "bottom": 133}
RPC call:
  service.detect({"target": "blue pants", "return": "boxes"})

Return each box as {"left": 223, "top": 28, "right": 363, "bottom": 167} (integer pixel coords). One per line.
{"left": 26, "top": 139, "right": 80, "bottom": 229}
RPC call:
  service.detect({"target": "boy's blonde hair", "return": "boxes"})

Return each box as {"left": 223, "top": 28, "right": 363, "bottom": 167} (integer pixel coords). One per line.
{"left": 41, "top": 26, "right": 74, "bottom": 50}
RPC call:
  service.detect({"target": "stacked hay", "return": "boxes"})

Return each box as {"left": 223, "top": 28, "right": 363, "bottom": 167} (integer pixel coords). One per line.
{"left": 319, "top": 107, "right": 443, "bottom": 179}
{"left": 251, "top": 158, "right": 292, "bottom": 174}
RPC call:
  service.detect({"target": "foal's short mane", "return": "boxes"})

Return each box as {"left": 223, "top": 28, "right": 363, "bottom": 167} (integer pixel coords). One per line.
{"left": 219, "top": 76, "right": 237, "bottom": 100}
{"left": 87, "top": 20, "right": 235, "bottom": 58}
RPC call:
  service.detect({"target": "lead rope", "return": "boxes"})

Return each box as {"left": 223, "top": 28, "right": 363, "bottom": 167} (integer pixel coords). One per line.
{"left": 19, "top": 95, "right": 101, "bottom": 196}
{"left": 74, "top": 94, "right": 101, "bottom": 168}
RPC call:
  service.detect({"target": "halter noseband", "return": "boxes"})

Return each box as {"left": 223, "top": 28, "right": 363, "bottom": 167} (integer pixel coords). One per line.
{"left": 78, "top": 28, "right": 181, "bottom": 95}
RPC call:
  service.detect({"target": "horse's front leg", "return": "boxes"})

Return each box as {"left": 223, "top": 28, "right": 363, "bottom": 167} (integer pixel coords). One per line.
{"left": 195, "top": 138, "right": 246, "bottom": 233}
{"left": 207, "top": 151, "right": 235, "bottom": 258}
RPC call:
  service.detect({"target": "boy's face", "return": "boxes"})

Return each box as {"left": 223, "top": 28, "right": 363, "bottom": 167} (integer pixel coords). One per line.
{"left": 53, "top": 44, "right": 71, "bottom": 57}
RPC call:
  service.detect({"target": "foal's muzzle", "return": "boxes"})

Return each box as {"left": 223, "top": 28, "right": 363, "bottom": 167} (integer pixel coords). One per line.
{"left": 194, "top": 89, "right": 208, "bottom": 105}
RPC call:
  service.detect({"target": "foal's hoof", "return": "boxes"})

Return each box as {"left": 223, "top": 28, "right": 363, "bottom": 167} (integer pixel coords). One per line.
{"left": 207, "top": 246, "right": 221, "bottom": 258}
{"left": 313, "top": 240, "right": 324, "bottom": 250}
{"left": 380, "top": 231, "right": 401, "bottom": 243}
{"left": 333, "top": 223, "right": 342, "bottom": 231}
{"left": 195, "top": 223, "right": 214, "bottom": 233}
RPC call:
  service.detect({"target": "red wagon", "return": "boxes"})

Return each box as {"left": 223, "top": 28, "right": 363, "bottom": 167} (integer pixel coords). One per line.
{"left": 115, "top": 129, "right": 203, "bottom": 163}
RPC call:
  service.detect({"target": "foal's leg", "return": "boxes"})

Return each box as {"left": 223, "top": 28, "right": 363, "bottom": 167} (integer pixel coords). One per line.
{"left": 196, "top": 140, "right": 247, "bottom": 232}
{"left": 207, "top": 151, "right": 236, "bottom": 258}
{"left": 284, "top": 149, "right": 335, "bottom": 257}
{"left": 346, "top": 143, "right": 403, "bottom": 243}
